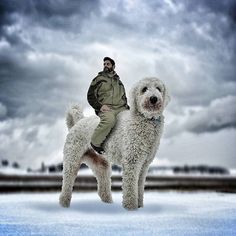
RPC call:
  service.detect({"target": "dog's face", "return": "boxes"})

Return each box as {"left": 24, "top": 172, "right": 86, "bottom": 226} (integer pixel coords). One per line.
{"left": 130, "top": 77, "right": 170, "bottom": 119}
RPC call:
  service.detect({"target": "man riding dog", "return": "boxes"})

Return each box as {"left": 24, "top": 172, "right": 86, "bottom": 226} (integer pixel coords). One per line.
{"left": 87, "top": 57, "right": 129, "bottom": 154}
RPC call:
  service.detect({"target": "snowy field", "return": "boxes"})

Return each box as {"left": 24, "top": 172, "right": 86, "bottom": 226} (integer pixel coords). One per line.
{"left": 0, "top": 191, "right": 236, "bottom": 236}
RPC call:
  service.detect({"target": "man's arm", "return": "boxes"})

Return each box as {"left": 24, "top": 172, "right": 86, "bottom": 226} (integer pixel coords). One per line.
{"left": 87, "top": 78, "right": 103, "bottom": 111}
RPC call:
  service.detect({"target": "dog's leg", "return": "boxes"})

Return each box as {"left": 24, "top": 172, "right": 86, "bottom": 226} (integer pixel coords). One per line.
{"left": 83, "top": 150, "right": 113, "bottom": 203}
{"left": 122, "top": 163, "right": 141, "bottom": 210}
{"left": 95, "top": 162, "right": 113, "bottom": 203}
{"left": 138, "top": 160, "right": 152, "bottom": 208}
{"left": 59, "top": 149, "right": 81, "bottom": 208}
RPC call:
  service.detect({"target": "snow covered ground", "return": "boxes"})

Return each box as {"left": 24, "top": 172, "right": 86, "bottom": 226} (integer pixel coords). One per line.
{"left": 0, "top": 191, "right": 236, "bottom": 236}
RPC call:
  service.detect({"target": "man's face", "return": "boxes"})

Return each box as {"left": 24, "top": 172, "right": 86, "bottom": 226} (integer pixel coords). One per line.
{"left": 103, "top": 60, "right": 114, "bottom": 72}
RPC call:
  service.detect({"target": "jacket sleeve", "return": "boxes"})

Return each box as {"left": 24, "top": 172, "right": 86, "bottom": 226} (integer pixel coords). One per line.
{"left": 87, "top": 77, "right": 103, "bottom": 111}
{"left": 122, "top": 93, "right": 130, "bottom": 110}
{"left": 119, "top": 79, "right": 130, "bottom": 109}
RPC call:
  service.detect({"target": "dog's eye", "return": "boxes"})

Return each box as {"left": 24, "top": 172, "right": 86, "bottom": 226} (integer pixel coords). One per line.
{"left": 156, "top": 87, "right": 162, "bottom": 92}
{"left": 142, "top": 87, "right": 148, "bottom": 93}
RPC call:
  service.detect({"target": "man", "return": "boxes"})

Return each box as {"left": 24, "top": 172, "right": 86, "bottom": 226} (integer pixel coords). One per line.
{"left": 87, "top": 57, "right": 129, "bottom": 154}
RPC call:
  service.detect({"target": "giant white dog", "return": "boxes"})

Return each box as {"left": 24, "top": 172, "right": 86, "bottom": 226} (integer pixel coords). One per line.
{"left": 59, "top": 77, "right": 170, "bottom": 210}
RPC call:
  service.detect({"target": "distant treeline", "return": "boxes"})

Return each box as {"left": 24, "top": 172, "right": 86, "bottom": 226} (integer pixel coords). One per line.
{"left": 0, "top": 159, "right": 229, "bottom": 175}
{"left": 32, "top": 162, "right": 230, "bottom": 175}
{"left": 149, "top": 165, "right": 229, "bottom": 175}
{"left": 1, "top": 159, "right": 20, "bottom": 169}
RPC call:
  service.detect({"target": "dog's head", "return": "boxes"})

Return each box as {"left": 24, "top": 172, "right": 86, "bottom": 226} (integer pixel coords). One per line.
{"left": 129, "top": 77, "right": 170, "bottom": 119}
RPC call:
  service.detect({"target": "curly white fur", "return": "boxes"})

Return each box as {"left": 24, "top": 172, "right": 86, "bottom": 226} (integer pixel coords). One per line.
{"left": 59, "top": 77, "right": 170, "bottom": 210}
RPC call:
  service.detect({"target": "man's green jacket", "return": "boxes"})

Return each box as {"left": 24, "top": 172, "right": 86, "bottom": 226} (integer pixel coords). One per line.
{"left": 87, "top": 71, "right": 129, "bottom": 114}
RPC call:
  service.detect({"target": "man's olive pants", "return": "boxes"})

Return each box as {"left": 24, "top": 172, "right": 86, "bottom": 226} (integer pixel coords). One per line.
{"left": 91, "top": 106, "right": 127, "bottom": 147}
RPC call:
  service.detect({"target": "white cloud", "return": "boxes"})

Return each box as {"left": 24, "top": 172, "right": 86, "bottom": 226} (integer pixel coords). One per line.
{"left": 185, "top": 95, "right": 236, "bottom": 133}
{"left": 0, "top": 115, "right": 67, "bottom": 168}
{"left": 158, "top": 128, "right": 236, "bottom": 169}
{"left": 165, "top": 95, "right": 236, "bottom": 138}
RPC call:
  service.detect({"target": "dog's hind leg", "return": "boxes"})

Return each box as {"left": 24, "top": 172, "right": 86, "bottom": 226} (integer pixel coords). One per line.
{"left": 59, "top": 147, "right": 82, "bottom": 208}
{"left": 83, "top": 149, "right": 113, "bottom": 203}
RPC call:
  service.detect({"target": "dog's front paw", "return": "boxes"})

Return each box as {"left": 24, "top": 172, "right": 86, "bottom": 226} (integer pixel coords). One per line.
{"left": 138, "top": 199, "right": 144, "bottom": 208}
{"left": 59, "top": 194, "right": 71, "bottom": 208}
{"left": 138, "top": 203, "right": 144, "bottom": 208}
{"left": 122, "top": 200, "right": 138, "bottom": 210}
{"left": 102, "top": 197, "right": 113, "bottom": 204}
{"left": 100, "top": 194, "right": 113, "bottom": 204}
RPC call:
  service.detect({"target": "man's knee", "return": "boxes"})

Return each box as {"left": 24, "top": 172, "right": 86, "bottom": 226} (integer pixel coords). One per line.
{"left": 99, "top": 111, "right": 116, "bottom": 126}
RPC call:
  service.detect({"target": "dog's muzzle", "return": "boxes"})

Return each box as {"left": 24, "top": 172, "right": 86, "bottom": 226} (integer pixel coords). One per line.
{"left": 150, "top": 96, "right": 158, "bottom": 104}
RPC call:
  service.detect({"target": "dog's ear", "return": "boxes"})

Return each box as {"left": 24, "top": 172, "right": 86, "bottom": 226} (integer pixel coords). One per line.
{"left": 163, "top": 84, "right": 171, "bottom": 107}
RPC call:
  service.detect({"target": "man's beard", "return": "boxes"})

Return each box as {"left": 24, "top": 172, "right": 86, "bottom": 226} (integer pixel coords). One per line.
{"left": 104, "top": 67, "right": 113, "bottom": 73}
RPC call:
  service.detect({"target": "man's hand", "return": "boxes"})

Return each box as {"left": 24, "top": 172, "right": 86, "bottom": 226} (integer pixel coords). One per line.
{"left": 100, "top": 105, "right": 111, "bottom": 112}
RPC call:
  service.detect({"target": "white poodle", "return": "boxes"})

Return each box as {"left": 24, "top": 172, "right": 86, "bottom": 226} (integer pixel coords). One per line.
{"left": 59, "top": 77, "right": 170, "bottom": 210}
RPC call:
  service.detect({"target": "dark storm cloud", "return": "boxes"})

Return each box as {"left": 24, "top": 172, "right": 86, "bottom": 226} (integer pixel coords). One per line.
{"left": 184, "top": 0, "right": 236, "bottom": 25}
{"left": 0, "top": 0, "right": 101, "bottom": 30}
{"left": 0, "top": 102, "right": 7, "bottom": 118}
{"left": 0, "top": 0, "right": 101, "bottom": 120}
{"left": 0, "top": 1, "right": 29, "bottom": 49}
{"left": 139, "top": 0, "right": 236, "bottom": 80}
{"left": 0, "top": 48, "right": 82, "bottom": 119}
{"left": 106, "top": 12, "right": 133, "bottom": 31}
{"left": 184, "top": 0, "right": 236, "bottom": 52}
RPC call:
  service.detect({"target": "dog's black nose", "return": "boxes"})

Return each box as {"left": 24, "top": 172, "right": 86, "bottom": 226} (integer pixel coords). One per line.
{"left": 150, "top": 96, "right": 158, "bottom": 104}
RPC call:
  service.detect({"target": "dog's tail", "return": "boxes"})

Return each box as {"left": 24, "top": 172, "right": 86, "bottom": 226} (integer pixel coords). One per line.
{"left": 66, "top": 104, "right": 84, "bottom": 130}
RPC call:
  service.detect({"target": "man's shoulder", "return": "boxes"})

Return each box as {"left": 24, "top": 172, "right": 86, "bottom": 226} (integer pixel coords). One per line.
{"left": 92, "top": 71, "right": 120, "bottom": 82}
{"left": 114, "top": 72, "right": 120, "bottom": 79}
{"left": 91, "top": 72, "right": 109, "bottom": 84}
{"left": 92, "top": 72, "right": 104, "bottom": 81}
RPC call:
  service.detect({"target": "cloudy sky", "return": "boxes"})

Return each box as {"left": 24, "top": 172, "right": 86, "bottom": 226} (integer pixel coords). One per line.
{"left": 0, "top": 0, "right": 236, "bottom": 169}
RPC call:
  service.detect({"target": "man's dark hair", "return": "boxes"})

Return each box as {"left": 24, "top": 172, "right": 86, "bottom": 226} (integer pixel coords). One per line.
{"left": 103, "top": 57, "right": 115, "bottom": 66}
